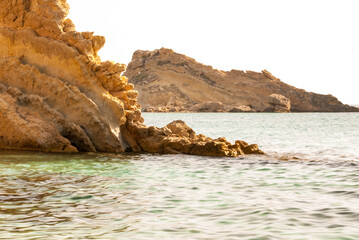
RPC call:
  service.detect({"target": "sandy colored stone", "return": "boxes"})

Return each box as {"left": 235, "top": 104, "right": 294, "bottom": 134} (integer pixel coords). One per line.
{"left": 125, "top": 120, "right": 264, "bottom": 157}
{"left": 0, "top": 0, "right": 137, "bottom": 153}
{"left": 229, "top": 105, "right": 253, "bottom": 113}
{"left": 0, "top": 87, "right": 77, "bottom": 152}
{"left": 125, "top": 48, "right": 359, "bottom": 113}
{"left": 266, "top": 94, "right": 291, "bottom": 113}
{"left": 0, "top": 0, "right": 263, "bottom": 157}
{"left": 189, "top": 101, "right": 225, "bottom": 112}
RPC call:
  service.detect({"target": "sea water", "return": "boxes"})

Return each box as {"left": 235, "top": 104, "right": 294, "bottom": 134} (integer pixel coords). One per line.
{"left": 0, "top": 113, "right": 358, "bottom": 240}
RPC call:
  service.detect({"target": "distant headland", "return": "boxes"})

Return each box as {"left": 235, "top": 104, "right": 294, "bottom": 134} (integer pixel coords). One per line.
{"left": 125, "top": 48, "right": 359, "bottom": 113}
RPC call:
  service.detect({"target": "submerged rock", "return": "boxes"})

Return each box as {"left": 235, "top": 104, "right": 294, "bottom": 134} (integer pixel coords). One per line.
{"left": 0, "top": 0, "right": 263, "bottom": 156}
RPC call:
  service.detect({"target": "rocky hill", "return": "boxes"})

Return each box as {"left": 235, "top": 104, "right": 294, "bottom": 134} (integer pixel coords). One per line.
{"left": 125, "top": 48, "right": 358, "bottom": 113}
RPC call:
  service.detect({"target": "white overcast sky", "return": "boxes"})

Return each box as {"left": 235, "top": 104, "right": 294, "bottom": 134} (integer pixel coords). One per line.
{"left": 68, "top": 0, "right": 359, "bottom": 104}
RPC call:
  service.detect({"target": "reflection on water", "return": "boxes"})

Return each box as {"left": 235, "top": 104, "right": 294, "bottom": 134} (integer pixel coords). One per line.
{"left": 1, "top": 151, "right": 359, "bottom": 239}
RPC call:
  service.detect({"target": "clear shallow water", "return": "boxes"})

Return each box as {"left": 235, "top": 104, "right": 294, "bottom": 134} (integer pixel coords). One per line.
{"left": 0, "top": 113, "right": 359, "bottom": 239}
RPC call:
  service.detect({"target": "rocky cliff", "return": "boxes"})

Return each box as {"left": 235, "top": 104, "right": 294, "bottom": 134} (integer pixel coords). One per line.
{"left": 0, "top": 0, "right": 262, "bottom": 156}
{"left": 125, "top": 48, "right": 359, "bottom": 113}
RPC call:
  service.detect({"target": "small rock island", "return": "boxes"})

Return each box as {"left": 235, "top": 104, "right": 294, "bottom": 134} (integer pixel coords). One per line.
{"left": 0, "top": 0, "right": 263, "bottom": 157}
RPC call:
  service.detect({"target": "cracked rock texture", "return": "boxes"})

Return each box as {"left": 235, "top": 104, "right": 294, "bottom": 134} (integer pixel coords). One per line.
{"left": 0, "top": 0, "right": 263, "bottom": 156}
{"left": 125, "top": 48, "right": 359, "bottom": 113}
{"left": 266, "top": 94, "right": 291, "bottom": 113}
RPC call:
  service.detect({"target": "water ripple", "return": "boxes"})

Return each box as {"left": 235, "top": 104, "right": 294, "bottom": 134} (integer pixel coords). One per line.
{"left": 0, "top": 151, "right": 359, "bottom": 239}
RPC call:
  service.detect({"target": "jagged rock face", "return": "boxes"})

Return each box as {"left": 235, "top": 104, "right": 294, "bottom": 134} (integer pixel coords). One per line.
{"left": 0, "top": 84, "right": 78, "bottom": 152}
{"left": 0, "top": 0, "right": 263, "bottom": 156}
{"left": 125, "top": 48, "right": 359, "bottom": 113}
{"left": 123, "top": 120, "right": 264, "bottom": 157}
{"left": 0, "top": 0, "right": 140, "bottom": 153}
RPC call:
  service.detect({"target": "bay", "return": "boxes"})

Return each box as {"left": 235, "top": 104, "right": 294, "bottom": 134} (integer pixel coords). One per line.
{"left": 0, "top": 113, "right": 358, "bottom": 239}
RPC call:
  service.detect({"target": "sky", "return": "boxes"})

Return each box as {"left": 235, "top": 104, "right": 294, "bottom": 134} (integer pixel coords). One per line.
{"left": 67, "top": 0, "right": 359, "bottom": 105}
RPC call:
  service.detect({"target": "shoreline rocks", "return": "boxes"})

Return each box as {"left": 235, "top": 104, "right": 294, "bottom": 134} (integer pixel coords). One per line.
{"left": 123, "top": 120, "right": 263, "bottom": 157}
{"left": 0, "top": 0, "right": 263, "bottom": 157}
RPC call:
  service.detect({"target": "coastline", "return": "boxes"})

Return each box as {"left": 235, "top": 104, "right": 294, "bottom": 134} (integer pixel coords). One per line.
{"left": 1, "top": 112, "right": 359, "bottom": 239}
{"left": 0, "top": 0, "right": 262, "bottom": 157}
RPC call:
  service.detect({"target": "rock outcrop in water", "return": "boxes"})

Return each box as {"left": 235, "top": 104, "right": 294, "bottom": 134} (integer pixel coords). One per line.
{"left": 0, "top": 0, "right": 263, "bottom": 156}
{"left": 125, "top": 48, "right": 359, "bottom": 113}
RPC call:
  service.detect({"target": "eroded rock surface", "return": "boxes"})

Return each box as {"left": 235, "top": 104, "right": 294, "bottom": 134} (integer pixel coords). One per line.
{"left": 125, "top": 48, "right": 359, "bottom": 113}
{"left": 123, "top": 120, "right": 263, "bottom": 157}
{"left": 0, "top": 0, "right": 263, "bottom": 156}
{"left": 266, "top": 94, "right": 291, "bottom": 113}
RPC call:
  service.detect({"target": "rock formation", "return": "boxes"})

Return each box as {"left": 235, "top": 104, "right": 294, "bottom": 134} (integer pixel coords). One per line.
{"left": 125, "top": 48, "right": 359, "bottom": 113}
{"left": 229, "top": 105, "right": 253, "bottom": 113}
{"left": 266, "top": 94, "right": 291, "bottom": 113}
{"left": 189, "top": 101, "right": 225, "bottom": 112}
{"left": 123, "top": 120, "right": 263, "bottom": 157}
{"left": 0, "top": 0, "right": 263, "bottom": 156}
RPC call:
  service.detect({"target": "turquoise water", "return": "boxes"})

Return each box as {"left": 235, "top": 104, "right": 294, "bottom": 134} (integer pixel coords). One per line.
{"left": 0, "top": 113, "right": 359, "bottom": 239}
